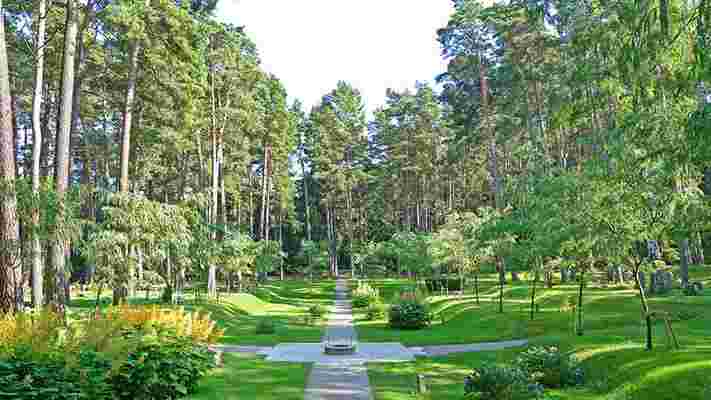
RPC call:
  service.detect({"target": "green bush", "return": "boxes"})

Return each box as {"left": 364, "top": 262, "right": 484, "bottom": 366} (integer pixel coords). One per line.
{"left": 683, "top": 282, "right": 704, "bottom": 296}
{"left": 112, "top": 337, "right": 215, "bottom": 400}
{"left": 365, "top": 301, "right": 387, "bottom": 321}
{"left": 388, "top": 300, "right": 431, "bottom": 329}
{"left": 425, "top": 278, "right": 462, "bottom": 292}
{"left": 352, "top": 281, "right": 380, "bottom": 308}
{"left": 0, "top": 349, "right": 113, "bottom": 400}
{"left": 255, "top": 317, "right": 276, "bottom": 334}
{"left": 515, "top": 346, "right": 584, "bottom": 388}
{"left": 464, "top": 363, "right": 545, "bottom": 400}
{"left": 309, "top": 304, "right": 328, "bottom": 319}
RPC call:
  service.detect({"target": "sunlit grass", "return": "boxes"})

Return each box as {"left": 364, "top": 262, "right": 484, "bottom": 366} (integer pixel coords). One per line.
{"left": 189, "top": 353, "right": 309, "bottom": 400}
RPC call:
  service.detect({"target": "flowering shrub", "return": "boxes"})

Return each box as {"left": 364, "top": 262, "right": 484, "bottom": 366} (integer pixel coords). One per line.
{"left": 107, "top": 305, "right": 225, "bottom": 344}
{"left": 0, "top": 306, "right": 222, "bottom": 400}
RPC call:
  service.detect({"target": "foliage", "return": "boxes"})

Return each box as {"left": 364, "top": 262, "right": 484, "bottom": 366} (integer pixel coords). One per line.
{"left": 683, "top": 282, "right": 704, "bottom": 296}
{"left": 107, "top": 305, "right": 225, "bottom": 344}
{"left": 464, "top": 363, "right": 545, "bottom": 400}
{"left": 308, "top": 304, "right": 328, "bottom": 319}
{"left": 0, "top": 350, "right": 113, "bottom": 400}
{"left": 515, "top": 346, "right": 584, "bottom": 388}
{"left": 352, "top": 281, "right": 380, "bottom": 308}
{"left": 111, "top": 336, "right": 215, "bottom": 400}
{"left": 255, "top": 318, "right": 276, "bottom": 335}
{"left": 0, "top": 308, "right": 218, "bottom": 400}
{"left": 388, "top": 296, "right": 431, "bottom": 330}
{"left": 365, "top": 300, "right": 387, "bottom": 321}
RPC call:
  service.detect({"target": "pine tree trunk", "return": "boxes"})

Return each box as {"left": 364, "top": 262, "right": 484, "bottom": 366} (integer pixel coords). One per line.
{"left": 302, "top": 160, "right": 311, "bottom": 241}
{"left": 47, "top": 0, "right": 78, "bottom": 312}
{"left": 118, "top": 0, "right": 148, "bottom": 193}
{"left": 0, "top": 0, "right": 20, "bottom": 314}
{"left": 30, "top": 0, "right": 47, "bottom": 309}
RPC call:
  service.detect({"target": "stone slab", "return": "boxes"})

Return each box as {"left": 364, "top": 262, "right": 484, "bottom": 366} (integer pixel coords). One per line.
{"left": 263, "top": 342, "right": 416, "bottom": 365}
{"left": 305, "top": 364, "right": 372, "bottom": 400}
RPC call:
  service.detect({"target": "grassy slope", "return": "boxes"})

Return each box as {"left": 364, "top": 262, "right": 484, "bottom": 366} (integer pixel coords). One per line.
{"left": 189, "top": 353, "right": 309, "bottom": 400}
{"left": 364, "top": 266, "right": 711, "bottom": 399}
{"left": 188, "top": 280, "right": 335, "bottom": 345}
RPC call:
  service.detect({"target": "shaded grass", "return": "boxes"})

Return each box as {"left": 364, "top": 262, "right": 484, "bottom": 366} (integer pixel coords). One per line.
{"left": 189, "top": 353, "right": 309, "bottom": 400}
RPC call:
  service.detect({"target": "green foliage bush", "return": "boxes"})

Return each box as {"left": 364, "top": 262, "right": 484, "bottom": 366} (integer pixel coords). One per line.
{"left": 365, "top": 301, "right": 387, "bottom": 321}
{"left": 464, "top": 363, "right": 544, "bottom": 400}
{"left": 112, "top": 337, "right": 215, "bottom": 400}
{"left": 425, "top": 278, "right": 462, "bottom": 292}
{"left": 388, "top": 299, "right": 431, "bottom": 329}
{"left": 0, "top": 349, "right": 113, "bottom": 400}
{"left": 255, "top": 317, "right": 276, "bottom": 334}
{"left": 309, "top": 304, "right": 328, "bottom": 319}
{"left": 352, "top": 281, "right": 380, "bottom": 308}
{"left": 0, "top": 309, "right": 220, "bottom": 400}
{"left": 683, "top": 282, "right": 704, "bottom": 296}
{"left": 515, "top": 346, "right": 584, "bottom": 388}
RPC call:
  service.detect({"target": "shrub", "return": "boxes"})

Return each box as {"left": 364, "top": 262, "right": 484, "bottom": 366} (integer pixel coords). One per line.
{"left": 365, "top": 301, "right": 387, "bottom": 321}
{"left": 388, "top": 299, "right": 431, "bottom": 329}
{"left": 515, "top": 346, "right": 584, "bottom": 388}
{"left": 0, "top": 308, "right": 221, "bottom": 400}
{"left": 683, "top": 282, "right": 704, "bottom": 296}
{"left": 464, "top": 363, "right": 544, "bottom": 400}
{"left": 112, "top": 336, "right": 215, "bottom": 400}
{"left": 255, "top": 317, "right": 276, "bottom": 334}
{"left": 108, "top": 305, "right": 225, "bottom": 344}
{"left": 308, "top": 304, "right": 328, "bottom": 319}
{"left": 425, "top": 278, "right": 462, "bottom": 292}
{"left": 0, "top": 310, "right": 65, "bottom": 356}
{"left": 352, "top": 281, "right": 379, "bottom": 308}
{"left": 0, "top": 349, "right": 113, "bottom": 400}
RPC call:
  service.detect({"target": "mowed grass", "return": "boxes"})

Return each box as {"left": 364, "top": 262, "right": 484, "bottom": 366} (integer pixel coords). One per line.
{"left": 189, "top": 353, "right": 309, "bottom": 400}
{"left": 68, "top": 279, "right": 336, "bottom": 345}
{"left": 190, "top": 280, "right": 335, "bottom": 345}
{"left": 363, "top": 265, "right": 711, "bottom": 400}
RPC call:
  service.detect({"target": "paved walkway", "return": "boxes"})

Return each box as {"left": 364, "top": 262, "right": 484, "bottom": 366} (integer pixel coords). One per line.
{"left": 410, "top": 339, "right": 528, "bottom": 357}
{"left": 304, "top": 279, "right": 373, "bottom": 400}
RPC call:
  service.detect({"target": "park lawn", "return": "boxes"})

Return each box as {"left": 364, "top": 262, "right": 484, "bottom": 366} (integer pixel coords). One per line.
{"left": 68, "top": 279, "right": 336, "bottom": 346}
{"left": 363, "top": 266, "right": 711, "bottom": 399}
{"left": 189, "top": 353, "right": 309, "bottom": 400}
{"left": 189, "top": 280, "right": 335, "bottom": 345}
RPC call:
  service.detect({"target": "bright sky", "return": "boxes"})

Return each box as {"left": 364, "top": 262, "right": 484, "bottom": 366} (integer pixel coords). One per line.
{"left": 216, "top": 0, "right": 454, "bottom": 113}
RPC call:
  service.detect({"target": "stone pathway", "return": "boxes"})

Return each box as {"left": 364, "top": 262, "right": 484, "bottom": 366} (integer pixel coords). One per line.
{"left": 410, "top": 339, "right": 528, "bottom": 357}
{"left": 304, "top": 279, "right": 373, "bottom": 400}
{"left": 209, "top": 344, "right": 273, "bottom": 354}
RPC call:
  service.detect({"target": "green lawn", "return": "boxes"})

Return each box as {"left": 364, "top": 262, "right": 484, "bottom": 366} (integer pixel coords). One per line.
{"left": 68, "top": 279, "right": 336, "bottom": 345}
{"left": 189, "top": 353, "right": 309, "bottom": 400}
{"left": 361, "top": 266, "right": 711, "bottom": 400}
{"left": 188, "top": 280, "right": 335, "bottom": 345}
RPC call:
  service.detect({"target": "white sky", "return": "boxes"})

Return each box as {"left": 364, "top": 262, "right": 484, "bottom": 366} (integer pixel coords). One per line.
{"left": 216, "top": 0, "right": 454, "bottom": 113}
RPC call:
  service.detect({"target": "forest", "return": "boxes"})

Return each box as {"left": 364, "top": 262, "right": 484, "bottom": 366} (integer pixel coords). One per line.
{"left": 0, "top": 0, "right": 710, "bottom": 399}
